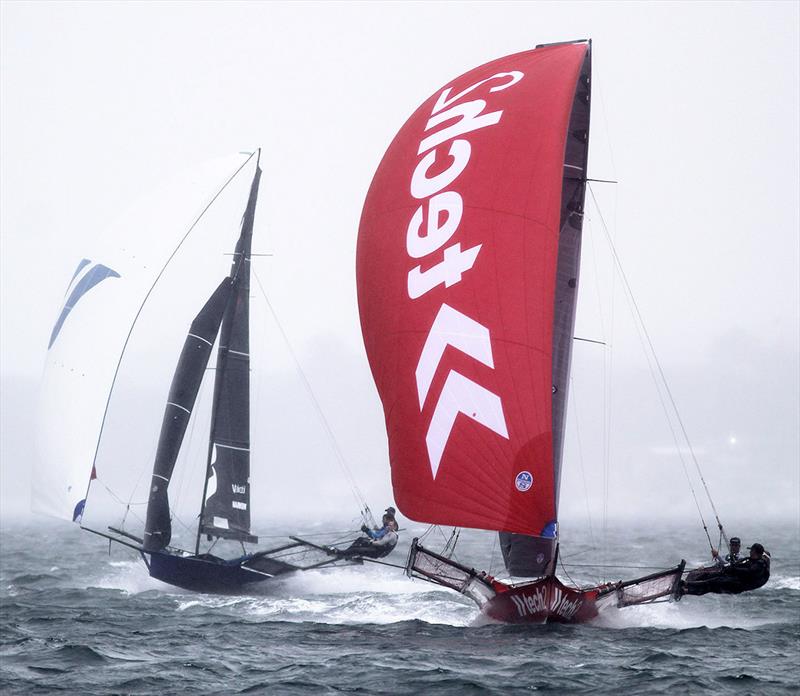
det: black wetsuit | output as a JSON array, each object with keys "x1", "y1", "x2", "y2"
[
  {"x1": 336, "y1": 532, "x2": 398, "y2": 559},
  {"x1": 683, "y1": 556, "x2": 770, "y2": 596}
]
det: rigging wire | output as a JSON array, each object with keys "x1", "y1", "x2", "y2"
[
  {"x1": 250, "y1": 267, "x2": 375, "y2": 528},
  {"x1": 441, "y1": 528, "x2": 460, "y2": 558},
  {"x1": 558, "y1": 563, "x2": 579, "y2": 588},
  {"x1": 418, "y1": 525, "x2": 436, "y2": 543},
  {"x1": 585, "y1": 210, "x2": 613, "y2": 579},
  {"x1": 568, "y1": 374, "x2": 596, "y2": 549},
  {"x1": 563, "y1": 563, "x2": 675, "y2": 570},
  {"x1": 360, "y1": 557, "x2": 409, "y2": 571},
  {"x1": 587, "y1": 184, "x2": 723, "y2": 550},
  {"x1": 488, "y1": 532, "x2": 499, "y2": 576},
  {"x1": 594, "y1": 71, "x2": 620, "y2": 577}
]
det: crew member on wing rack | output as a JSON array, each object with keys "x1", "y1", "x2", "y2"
[
  {"x1": 682, "y1": 542, "x2": 770, "y2": 596},
  {"x1": 360, "y1": 507, "x2": 399, "y2": 556},
  {"x1": 361, "y1": 507, "x2": 398, "y2": 540},
  {"x1": 711, "y1": 536, "x2": 743, "y2": 567},
  {"x1": 334, "y1": 507, "x2": 399, "y2": 559}
]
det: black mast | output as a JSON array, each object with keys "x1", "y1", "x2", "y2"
[{"x1": 196, "y1": 156, "x2": 262, "y2": 552}]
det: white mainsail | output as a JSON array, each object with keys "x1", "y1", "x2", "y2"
[{"x1": 35, "y1": 153, "x2": 258, "y2": 531}]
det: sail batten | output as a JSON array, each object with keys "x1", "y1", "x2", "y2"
[{"x1": 357, "y1": 42, "x2": 591, "y2": 570}]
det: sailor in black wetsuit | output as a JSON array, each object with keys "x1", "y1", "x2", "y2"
[{"x1": 682, "y1": 543, "x2": 770, "y2": 596}]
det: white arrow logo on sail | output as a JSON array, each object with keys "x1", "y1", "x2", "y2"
[{"x1": 416, "y1": 303, "x2": 509, "y2": 477}]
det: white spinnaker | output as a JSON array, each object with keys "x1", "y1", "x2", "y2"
[{"x1": 35, "y1": 153, "x2": 257, "y2": 526}]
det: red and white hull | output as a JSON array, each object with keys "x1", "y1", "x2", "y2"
[
  {"x1": 407, "y1": 541, "x2": 685, "y2": 623},
  {"x1": 482, "y1": 575, "x2": 600, "y2": 624}
]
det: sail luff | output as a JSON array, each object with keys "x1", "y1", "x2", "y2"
[{"x1": 199, "y1": 164, "x2": 262, "y2": 544}]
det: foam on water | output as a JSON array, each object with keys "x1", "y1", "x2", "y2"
[
  {"x1": 594, "y1": 590, "x2": 788, "y2": 631},
  {"x1": 772, "y1": 575, "x2": 800, "y2": 591},
  {"x1": 82, "y1": 551, "x2": 477, "y2": 626},
  {"x1": 170, "y1": 564, "x2": 479, "y2": 626},
  {"x1": 81, "y1": 552, "x2": 800, "y2": 631},
  {"x1": 4, "y1": 522, "x2": 799, "y2": 695},
  {"x1": 89, "y1": 558, "x2": 152, "y2": 593}
]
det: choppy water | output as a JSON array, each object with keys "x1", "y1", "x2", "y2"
[{"x1": 2, "y1": 519, "x2": 798, "y2": 694}]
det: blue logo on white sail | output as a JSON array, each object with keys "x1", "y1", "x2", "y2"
[
  {"x1": 515, "y1": 470, "x2": 533, "y2": 492},
  {"x1": 48, "y1": 259, "x2": 120, "y2": 349},
  {"x1": 72, "y1": 498, "x2": 86, "y2": 522}
]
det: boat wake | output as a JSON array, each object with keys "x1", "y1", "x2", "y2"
[
  {"x1": 88, "y1": 557, "x2": 478, "y2": 626},
  {"x1": 593, "y1": 594, "x2": 786, "y2": 631},
  {"x1": 772, "y1": 575, "x2": 800, "y2": 591},
  {"x1": 84, "y1": 554, "x2": 799, "y2": 631}
]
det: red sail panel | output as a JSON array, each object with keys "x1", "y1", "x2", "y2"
[{"x1": 357, "y1": 43, "x2": 588, "y2": 536}]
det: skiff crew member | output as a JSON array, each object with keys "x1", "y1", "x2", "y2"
[
  {"x1": 712, "y1": 536, "x2": 743, "y2": 567},
  {"x1": 682, "y1": 542, "x2": 770, "y2": 596},
  {"x1": 333, "y1": 507, "x2": 400, "y2": 559},
  {"x1": 360, "y1": 507, "x2": 399, "y2": 556},
  {"x1": 361, "y1": 507, "x2": 398, "y2": 540}
]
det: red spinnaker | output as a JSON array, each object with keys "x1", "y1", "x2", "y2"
[{"x1": 357, "y1": 44, "x2": 589, "y2": 536}]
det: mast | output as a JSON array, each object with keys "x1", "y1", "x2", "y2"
[
  {"x1": 500, "y1": 40, "x2": 592, "y2": 577},
  {"x1": 196, "y1": 156, "x2": 262, "y2": 551}
]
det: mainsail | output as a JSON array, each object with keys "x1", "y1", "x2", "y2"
[
  {"x1": 199, "y1": 165, "x2": 261, "y2": 544},
  {"x1": 356, "y1": 42, "x2": 591, "y2": 576}
]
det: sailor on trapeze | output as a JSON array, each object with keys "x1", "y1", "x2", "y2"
[{"x1": 681, "y1": 542, "x2": 770, "y2": 596}]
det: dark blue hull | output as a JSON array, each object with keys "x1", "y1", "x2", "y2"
[{"x1": 147, "y1": 551, "x2": 299, "y2": 594}]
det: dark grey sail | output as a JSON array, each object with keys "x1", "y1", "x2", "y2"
[
  {"x1": 143, "y1": 279, "x2": 232, "y2": 552},
  {"x1": 199, "y1": 165, "x2": 261, "y2": 544},
  {"x1": 500, "y1": 42, "x2": 592, "y2": 577}
]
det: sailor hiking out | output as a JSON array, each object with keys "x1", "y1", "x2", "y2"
[
  {"x1": 682, "y1": 543, "x2": 770, "y2": 596},
  {"x1": 333, "y1": 507, "x2": 399, "y2": 560}
]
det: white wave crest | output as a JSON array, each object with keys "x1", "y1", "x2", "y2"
[
  {"x1": 85, "y1": 554, "x2": 475, "y2": 626},
  {"x1": 90, "y1": 558, "x2": 164, "y2": 595},
  {"x1": 772, "y1": 576, "x2": 800, "y2": 591},
  {"x1": 593, "y1": 594, "x2": 781, "y2": 630},
  {"x1": 167, "y1": 564, "x2": 476, "y2": 626}
]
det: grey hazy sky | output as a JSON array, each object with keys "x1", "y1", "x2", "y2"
[{"x1": 1, "y1": 2, "x2": 798, "y2": 532}]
